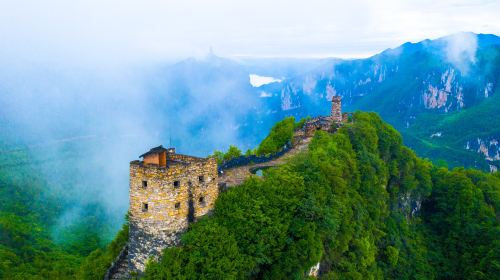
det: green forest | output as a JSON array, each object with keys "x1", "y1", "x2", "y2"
[
  {"x1": 0, "y1": 154, "x2": 129, "y2": 279},
  {"x1": 1, "y1": 112, "x2": 499, "y2": 279}
]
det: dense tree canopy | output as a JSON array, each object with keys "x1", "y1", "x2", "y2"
[
  {"x1": 0, "y1": 157, "x2": 127, "y2": 279},
  {"x1": 1, "y1": 112, "x2": 498, "y2": 279},
  {"x1": 256, "y1": 116, "x2": 296, "y2": 155},
  {"x1": 144, "y1": 112, "x2": 500, "y2": 280}
]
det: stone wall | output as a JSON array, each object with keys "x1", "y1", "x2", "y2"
[
  {"x1": 128, "y1": 157, "x2": 218, "y2": 273},
  {"x1": 104, "y1": 245, "x2": 130, "y2": 280},
  {"x1": 331, "y1": 96, "x2": 342, "y2": 123}
]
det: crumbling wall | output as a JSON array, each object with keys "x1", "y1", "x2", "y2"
[{"x1": 295, "y1": 117, "x2": 334, "y2": 139}]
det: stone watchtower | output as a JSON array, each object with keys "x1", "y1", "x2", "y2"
[
  {"x1": 331, "y1": 96, "x2": 342, "y2": 123},
  {"x1": 128, "y1": 145, "x2": 218, "y2": 273}
]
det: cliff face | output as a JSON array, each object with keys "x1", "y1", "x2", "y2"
[
  {"x1": 422, "y1": 68, "x2": 464, "y2": 111},
  {"x1": 469, "y1": 137, "x2": 500, "y2": 161},
  {"x1": 466, "y1": 137, "x2": 500, "y2": 172}
]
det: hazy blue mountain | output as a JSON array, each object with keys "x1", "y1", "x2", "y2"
[
  {"x1": 146, "y1": 54, "x2": 335, "y2": 154},
  {"x1": 235, "y1": 57, "x2": 336, "y2": 79},
  {"x1": 145, "y1": 53, "x2": 266, "y2": 154},
  {"x1": 139, "y1": 33, "x2": 499, "y2": 170}
]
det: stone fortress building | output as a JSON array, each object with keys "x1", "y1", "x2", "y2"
[
  {"x1": 128, "y1": 146, "x2": 218, "y2": 272},
  {"x1": 331, "y1": 96, "x2": 342, "y2": 123},
  {"x1": 121, "y1": 96, "x2": 344, "y2": 276}
]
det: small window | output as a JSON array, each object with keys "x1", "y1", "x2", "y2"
[
  {"x1": 198, "y1": 196, "x2": 206, "y2": 207},
  {"x1": 198, "y1": 175, "x2": 204, "y2": 183},
  {"x1": 142, "y1": 180, "x2": 147, "y2": 189},
  {"x1": 175, "y1": 202, "x2": 180, "y2": 209},
  {"x1": 173, "y1": 180, "x2": 180, "y2": 188},
  {"x1": 142, "y1": 203, "x2": 148, "y2": 212}
]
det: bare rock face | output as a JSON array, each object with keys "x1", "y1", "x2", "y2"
[
  {"x1": 422, "y1": 68, "x2": 462, "y2": 111},
  {"x1": 280, "y1": 84, "x2": 300, "y2": 111},
  {"x1": 398, "y1": 191, "x2": 423, "y2": 220},
  {"x1": 465, "y1": 137, "x2": 500, "y2": 172},
  {"x1": 490, "y1": 165, "x2": 498, "y2": 173},
  {"x1": 423, "y1": 84, "x2": 449, "y2": 109},
  {"x1": 308, "y1": 262, "x2": 321, "y2": 278},
  {"x1": 484, "y1": 82, "x2": 494, "y2": 98}
]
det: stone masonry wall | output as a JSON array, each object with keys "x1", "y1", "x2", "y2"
[
  {"x1": 128, "y1": 157, "x2": 218, "y2": 273},
  {"x1": 331, "y1": 96, "x2": 342, "y2": 123}
]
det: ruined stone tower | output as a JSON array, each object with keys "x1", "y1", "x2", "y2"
[
  {"x1": 128, "y1": 145, "x2": 218, "y2": 273},
  {"x1": 331, "y1": 96, "x2": 342, "y2": 123}
]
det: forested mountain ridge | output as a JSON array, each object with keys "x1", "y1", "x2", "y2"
[
  {"x1": 142, "y1": 112, "x2": 500, "y2": 280},
  {"x1": 1, "y1": 112, "x2": 499, "y2": 279}
]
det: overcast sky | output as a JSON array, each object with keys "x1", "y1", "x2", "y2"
[{"x1": 0, "y1": 0, "x2": 499, "y2": 64}]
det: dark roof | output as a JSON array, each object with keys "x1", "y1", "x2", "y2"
[{"x1": 140, "y1": 145, "x2": 167, "y2": 158}]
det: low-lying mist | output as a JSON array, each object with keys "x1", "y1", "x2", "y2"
[{"x1": 0, "y1": 56, "x2": 266, "y2": 242}]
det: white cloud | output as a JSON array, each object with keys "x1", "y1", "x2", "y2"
[
  {"x1": 443, "y1": 32, "x2": 478, "y2": 74},
  {"x1": 0, "y1": 0, "x2": 498, "y2": 62}
]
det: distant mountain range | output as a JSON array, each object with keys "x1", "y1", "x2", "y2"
[
  {"x1": 158, "y1": 32, "x2": 499, "y2": 171},
  {"x1": 2, "y1": 33, "x2": 497, "y2": 170},
  {"x1": 251, "y1": 32, "x2": 500, "y2": 171}
]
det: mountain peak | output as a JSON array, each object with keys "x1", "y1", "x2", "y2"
[{"x1": 207, "y1": 46, "x2": 216, "y2": 60}]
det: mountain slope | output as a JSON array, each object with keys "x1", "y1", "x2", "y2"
[
  {"x1": 143, "y1": 112, "x2": 500, "y2": 280},
  {"x1": 403, "y1": 87, "x2": 500, "y2": 171},
  {"x1": 256, "y1": 32, "x2": 500, "y2": 170}
]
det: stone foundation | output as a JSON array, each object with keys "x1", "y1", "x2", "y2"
[{"x1": 128, "y1": 222, "x2": 184, "y2": 272}]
